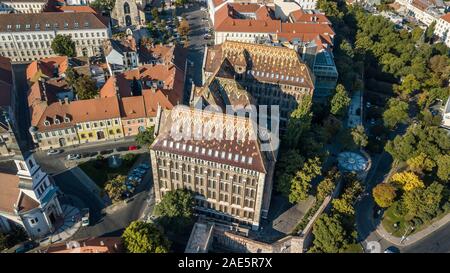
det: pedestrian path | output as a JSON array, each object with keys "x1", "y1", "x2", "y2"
[{"x1": 376, "y1": 213, "x2": 450, "y2": 246}]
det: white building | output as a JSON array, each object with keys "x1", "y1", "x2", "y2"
[
  {"x1": 442, "y1": 96, "x2": 450, "y2": 129},
  {"x1": 103, "y1": 36, "x2": 139, "y2": 74},
  {"x1": 395, "y1": 0, "x2": 446, "y2": 26},
  {"x1": 434, "y1": 13, "x2": 450, "y2": 47},
  {"x1": 0, "y1": 0, "x2": 47, "y2": 14},
  {"x1": 0, "y1": 12, "x2": 111, "y2": 62},
  {"x1": 0, "y1": 153, "x2": 64, "y2": 239},
  {"x1": 65, "y1": 0, "x2": 92, "y2": 5},
  {"x1": 294, "y1": 0, "x2": 317, "y2": 10}
]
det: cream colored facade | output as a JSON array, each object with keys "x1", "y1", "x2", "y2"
[
  {"x1": 0, "y1": 0, "x2": 46, "y2": 14},
  {"x1": 435, "y1": 16, "x2": 450, "y2": 47},
  {"x1": 76, "y1": 118, "x2": 124, "y2": 144}
]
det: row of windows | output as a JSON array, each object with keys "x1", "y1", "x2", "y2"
[
  {"x1": 77, "y1": 119, "x2": 120, "y2": 130},
  {"x1": 155, "y1": 151, "x2": 259, "y2": 176}
]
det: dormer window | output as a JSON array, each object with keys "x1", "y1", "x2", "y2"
[
  {"x1": 54, "y1": 118, "x2": 60, "y2": 125},
  {"x1": 44, "y1": 120, "x2": 50, "y2": 126},
  {"x1": 84, "y1": 22, "x2": 89, "y2": 28},
  {"x1": 74, "y1": 22, "x2": 79, "y2": 29},
  {"x1": 64, "y1": 116, "x2": 70, "y2": 123}
]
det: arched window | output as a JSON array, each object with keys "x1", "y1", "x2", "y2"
[{"x1": 123, "y1": 2, "x2": 130, "y2": 14}]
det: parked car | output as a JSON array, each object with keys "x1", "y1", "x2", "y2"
[
  {"x1": 100, "y1": 149, "x2": 113, "y2": 155},
  {"x1": 47, "y1": 149, "x2": 62, "y2": 155},
  {"x1": 203, "y1": 34, "x2": 211, "y2": 39},
  {"x1": 138, "y1": 163, "x2": 150, "y2": 170},
  {"x1": 384, "y1": 246, "x2": 400, "y2": 253},
  {"x1": 14, "y1": 241, "x2": 38, "y2": 253},
  {"x1": 82, "y1": 152, "x2": 98, "y2": 158},
  {"x1": 128, "y1": 145, "x2": 138, "y2": 151},
  {"x1": 81, "y1": 208, "x2": 90, "y2": 227},
  {"x1": 66, "y1": 154, "x2": 81, "y2": 160},
  {"x1": 116, "y1": 146, "x2": 129, "y2": 152}
]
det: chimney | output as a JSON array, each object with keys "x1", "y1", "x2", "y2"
[{"x1": 64, "y1": 97, "x2": 69, "y2": 104}]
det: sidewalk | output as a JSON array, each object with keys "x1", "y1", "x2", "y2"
[{"x1": 376, "y1": 213, "x2": 450, "y2": 246}]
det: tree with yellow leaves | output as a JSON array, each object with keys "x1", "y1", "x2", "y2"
[
  {"x1": 406, "y1": 153, "x2": 435, "y2": 173},
  {"x1": 391, "y1": 171, "x2": 425, "y2": 191}
]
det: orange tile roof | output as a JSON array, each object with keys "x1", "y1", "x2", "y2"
[
  {"x1": 57, "y1": 5, "x2": 97, "y2": 13},
  {"x1": 120, "y1": 96, "x2": 146, "y2": 120},
  {"x1": 143, "y1": 90, "x2": 174, "y2": 117},
  {"x1": 213, "y1": 4, "x2": 334, "y2": 48},
  {"x1": 26, "y1": 56, "x2": 69, "y2": 82},
  {"x1": 34, "y1": 96, "x2": 121, "y2": 131},
  {"x1": 0, "y1": 172, "x2": 20, "y2": 214},
  {"x1": 289, "y1": 10, "x2": 331, "y2": 24},
  {"x1": 441, "y1": 13, "x2": 450, "y2": 23},
  {"x1": 40, "y1": 237, "x2": 123, "y2": 253},
  {"x1": 100, "y1": 76, "x2": 119, "y2": 98}
]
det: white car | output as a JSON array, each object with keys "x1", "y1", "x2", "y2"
[
  {"x1": 66, "y1": 154, "x2": 81, "y2": 160},
  {"x1": 46, "y1": 149, "x2": 61, "y2": 156}
]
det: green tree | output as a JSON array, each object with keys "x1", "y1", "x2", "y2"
[
  {"x1": 316, "y1": 176, "x2": 336, "y2": 201},
  {"x1": 372, "y1": 183, "x2": 397, "y2": 208},
  {"x1": 402, "y1": 182, "x2": 444, "y2": 221},
  {"x1": 135, "y1": 126, "x2": 155, "y2": 146},
  {"x1": 284, "y1": 96, "x2": 312, "y2": 148},
  {"x1": 424, "y1": 21, "x2": 436, "y2": 42},
  {"x1": 351, "y1": 125, "x2": 368, "y2": 148},
  {"x1": 394, "y1": 74, "x2": 421, "y2": 99},
  {"x1": 73, "y1": 75, "x2": 98, "y2": 100},
  {"x1": 383, "y1": 98, "x2": 409, "y2": 129},
  {"x1": 51, "y1": 35, "x2": 76, "y2": 57},
  {"x1": 90, "y1": 0, "x2": 115, "y2": 11},
  {"x1": 151, "y1": 7, "x2": 159, "y2": 21},
  {"x1": 288, "y1": 157, "x2": 322, "y2": 203},
  {"x1": 178, "y1": 18, "x2": 190, "y2": 38},
  {"x1": 104, "y1": 175, "x2": 127, "y2": 202},
  {"x1": 406, "y1": 152, "x2": 435, "y2": 173},
  {"x1": 122, "y1": 221, "x2": 170, "y2": 253},
  {"x1": 436, "y1": 154, "x2": 450, "y2": 182},
  {"x1": 154, "y1": 189, "x2": 195, "y2": 232},
  {"x1": 64, "y1": 66, "x2": 77, "y2": 88},
  {"x1": 332, "y1": 180, "x2": 363, "y2": 216},
  {"x1": 330, "y1": 84, "x2": 351, "y2": 117},
  {"x1": 310, "y1": 214, "x2": 349, "y2": 253}
]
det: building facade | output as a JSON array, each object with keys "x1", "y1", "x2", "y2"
[
  {"x1": 434, "y1": 13, "x2": 450, "y2": 47},
  {"x1": 0, "y1": 0, "x2": 47, "y2": 14},
  {"x1": 150, "y1": 106, "x2": 275, "y2": 230},
  {"x1": 0, "y1": 153, "x2": 63, "y2": 239},
  {"x1": 111, "y1": 0, "x2": 146, "y2": 27},
  {"x1": 0, "y1": 12, "x2": 111, "y2": 62}
]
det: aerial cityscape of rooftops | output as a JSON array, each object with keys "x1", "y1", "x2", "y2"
[{"x1": 0, "y1": 0, "x2": 449, "y2": 256}]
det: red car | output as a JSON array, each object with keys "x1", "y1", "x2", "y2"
[{"x1": 128, "y1": 145, "x2": 138, "y2": 151}]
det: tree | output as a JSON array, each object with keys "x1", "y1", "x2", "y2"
[
  {"x1": 154, "y1": 189, "x2": 195, "y2": 232},
  {"x1": 64, "y1": 66, "x2": 77, "y2": 88},
  {"x1": 122, "y1": 221, "x2": 170, "y2": 253},
  {"x1": 351, "y1": 125, "x2": 368, "y2": 148},
  {"x1": 436, "y1": 154, "x2": 450, "y2": 182},
  {"x1": 73, "y1": 75, "x2": 98, "y2": 100},
  {"x1": 311, "y1": 214, "x2": 349, "y2": 253},
  {"x1": 402, "y1": 182, "x2": 444, "y2": 221},
  {"x1": 332, "y1": 179, "x2": 363, "y2": 216},
  {"x1": 104, "y1": 175, "x2": 127, "y2": 202},
  {"x1": 372, "y1": 183, "x2": 397, "y2": 208},
  {"x1": 316, "y1": 176, "x2": 336, "y2": 201},
  {"x1": 151, "y1": 8, "x2": 159, "y2": 21},
  {"x1": 178, "y1": 19, "x2": 190, "y2": 38},
  {"x1": 391, "y1": 171, "x2": 425, "y2": 191},
  {"x1": 394, "y1": 74, "x2": 421, "y2": 99},
  {"x1": 51, "y1": 35, "x2": 76, "y2": 57},
  {"x1": 383, "y1": 98, "x2": 409, "y2": 129},
  {"x1": 288, "y1": 157, "x2": 322, "y2": 203},
  {"x1": 135, "y1": 126, "x2": 155, "y2": 146},
  {"x1": 90, "y1": 0, "x2": 115, "y2": 11},
  {"x1": 424, "y1": 21, "x2": 436, "y2": 42},
  {"x1": 284, "y1": 96, "x2": 312, "y2": 148},
  {"x1": 406, "y1": 153, "x2": 435, "y2": 173},
  {"x1": 330, "y1": 84, "x2": 351, "y2": 117}
]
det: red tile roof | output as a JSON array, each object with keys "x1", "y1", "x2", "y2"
[
  {"x1": 441, "y1": 13, "x2": 450, "y2": 23},
  {"x1": 119, "y1": 96, "x2": 146, "y2": 120},
  {"x1": 26, "y1": 56, "x2": 69, "y2": 82},
  {"x1": 289, "y1": 10, "x2": 331, "y2": 24}
]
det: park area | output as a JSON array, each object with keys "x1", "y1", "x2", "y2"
[{"x1": 79, "y1": 154, "x2": 139, "y2": 189}]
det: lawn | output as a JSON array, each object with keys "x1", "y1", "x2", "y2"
[
  {"x1": 381, "y1": 205, "x2": 409, "y2": 237},
  {"x1": 342, "y1": 243, "x2": 364, "y2": 253},
  {"x1": 79, "y1": 154, "x2": 139, "y2": 189}
]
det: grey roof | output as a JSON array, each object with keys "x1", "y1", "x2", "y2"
[{"x1": 0, "y1": 12, "x2": 108, "y2": 32}]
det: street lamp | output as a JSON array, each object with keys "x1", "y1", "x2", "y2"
[{"x1": 400, "y1": 225, "x2": 414, "y2": 244}]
